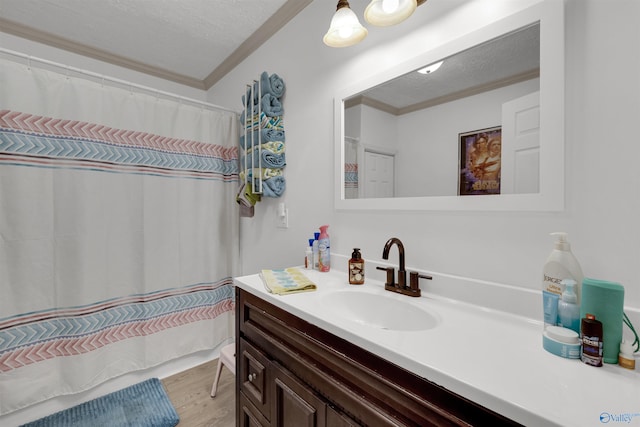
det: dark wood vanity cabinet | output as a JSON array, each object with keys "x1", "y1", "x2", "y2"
[{"x1": 236, "y1": 287, "x2": 521, "y2": 427}]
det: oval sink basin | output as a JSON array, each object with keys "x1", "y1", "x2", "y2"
[{"x1": 321, "y1": 290, "x2": 439, "y2": 331}]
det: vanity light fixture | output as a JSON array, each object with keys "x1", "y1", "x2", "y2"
[
  {"x1": 417, "y1": 60, "x2": 443, "y2": 74},
  {"x1": 324, "y1": 0, "x2": 427, "y2": 48},
  {"x1": 323, "y1": 0, "x2": 368, "y2": 48},
  {"x1": 364, "y1": 0, "x2": 418, "y2": 27}
]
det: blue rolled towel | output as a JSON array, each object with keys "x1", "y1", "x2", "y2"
[
  {"x1": 262, "y1": 175, "x2": 286, "y2": 197},
  {"x1": 261, "y1": 71, "x2": 285, "y2": 98},
  {"x1": 240, "y1": 150, "x2": 286, "y2": 169},
  {"x1": 240, "y1": 72, "x2": 285, "y2": 107},
  {"x1": 240, "y1": 129, "x2": 285, "y2": 149},
  {"x1": 261, "y1": 93, "x2": 284, "y2": 117}
]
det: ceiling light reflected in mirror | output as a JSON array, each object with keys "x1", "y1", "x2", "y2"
[{"x1": 417, "y1": 60, "x2": 443, "y2": 74}]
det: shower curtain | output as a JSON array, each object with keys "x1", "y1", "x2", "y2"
[{"x1": 0, "y1": 58, "x2": 239, "y2": 414}]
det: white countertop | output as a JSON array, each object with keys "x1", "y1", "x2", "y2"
[{"x1": 234, "y1": 268, "x2": 640, "y2": 427}]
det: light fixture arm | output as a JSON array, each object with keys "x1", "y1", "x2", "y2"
[{"x1": 336, "y1": 0, "x2": 351, "y2": 10}]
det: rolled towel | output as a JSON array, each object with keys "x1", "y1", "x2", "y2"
[
  {"x1": 260, "y1": 113, "x2": 283, "y2": 130},
  {"x1": 240, "y1": 72, "x2": 285, "y2": 107},
  {"x1": 241, "y1": 112, "x2": 284, "y2": 130},
  {"x1": 261, "y1": 93, "x2": 284, "y2": 117},
  {"x1": 262, "y1": 175, "x2": 286, "y2": 198},
  {"x1": 240, "y1": 149, "x2": 286, "y2": 169},
  {"x1": 248, "y1": 141, "x2": 285, "y2": 155},
  {"x1": 239, "y1": 167, "x2": 283, "y2": 182},
  {"x1": 239, "y1": 129, "x2": 285, "y2": 149},
  {"x1": 261, "y1": 71, "x2": 286, "y2": 98}
]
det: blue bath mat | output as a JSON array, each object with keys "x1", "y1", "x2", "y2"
[{"x1": 21, "y1": 378, "x2": 179, "y2": 427}]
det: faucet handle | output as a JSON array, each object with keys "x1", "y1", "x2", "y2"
[
  {"x1": 409, "y1": 271, "x2": 432, "y2": 291},
  {"x1": 376, "y1": 266, "x2": 395, "y2": 287}
]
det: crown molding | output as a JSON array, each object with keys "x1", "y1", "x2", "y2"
[
  {"x1": 0, "y1": 0, "x2": 313, "y2": 92},
  {"x1": 0, "y1": 17, "x2": 205, "y2": 90},
  {"x1": 345, "y1": 69, "x2": 540, "y2": 116},
  {"x1": 202, "y1": 0, "x2": 313, "y2": 90}
]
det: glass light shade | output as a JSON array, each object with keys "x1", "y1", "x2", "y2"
[
  {"x1": 323, "y1": 6, "x2": 368, "y2": 47},
  {"x1": 364, "y1": 0, "x2": 417, "y2": 26}
]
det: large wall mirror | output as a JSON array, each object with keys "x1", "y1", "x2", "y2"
[{"x1": 334, "y1": 1, "x2": 564, "y2": 211}]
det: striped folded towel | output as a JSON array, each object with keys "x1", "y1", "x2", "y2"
[{"x1": 260, "y1": 268, "x2": 317, "y2": 295}]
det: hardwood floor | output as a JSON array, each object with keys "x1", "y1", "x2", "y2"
[{"x1": 162, "y1": 358, "x2": 236, "y2": 427}]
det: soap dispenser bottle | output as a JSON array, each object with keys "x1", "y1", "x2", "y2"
[
  {"x1": 349, "y1": 248, "x2": 364, "y2": 285},
  {"x1": 557, "y1": 279, "x2": 580, "y2": 333}
]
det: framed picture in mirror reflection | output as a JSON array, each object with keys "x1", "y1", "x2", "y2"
[{"x1": 458, "y1": 126, "x2": 502, "y2": 196}]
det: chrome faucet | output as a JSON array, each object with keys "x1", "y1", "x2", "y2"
[{"x1": 377, "y1": 237, "x2": 431, "y2": 297}]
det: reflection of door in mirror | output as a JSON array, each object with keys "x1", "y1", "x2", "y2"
[
  {"x1": 345, "y1": 102, "x2": 398, "y2": 198},
  {"x1": 501, "y1": 91, "x2": 540, "y2": 194},
  {"x1": 363, "y1": 151, "x2": 395, "y2": 198}
]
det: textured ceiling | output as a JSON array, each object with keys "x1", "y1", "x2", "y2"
[
  {"x1": 0, "y1": 0, "x2": 309, "y2": 89},
  {"x1": 358, "y1": 23, "x2": 540, "y2": 113}
]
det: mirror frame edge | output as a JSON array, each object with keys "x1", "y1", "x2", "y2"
[{"x1": 334, "y1": 0, "x2": 565, "y2": 212}]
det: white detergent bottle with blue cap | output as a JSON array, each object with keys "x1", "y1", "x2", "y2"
[{"x1": 542, "y1": 232, "x2": 583, "y2": 330}]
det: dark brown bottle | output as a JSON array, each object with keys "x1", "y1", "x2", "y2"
[
  {"x1": 349, "y1": 248, "x2": 365, "y2": 285},
  {"x1": 581, "y1": 314, "x2": 603, "y2": 367}
]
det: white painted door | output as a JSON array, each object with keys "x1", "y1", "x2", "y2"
[
  {"x1": 363, "y1": 151, "x2": 394, "y2": 198},
  {"x1": 501, "y1": 91, "x2": 540, "y2": 194}
]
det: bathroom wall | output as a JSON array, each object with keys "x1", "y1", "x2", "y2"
[
  {"x1": 207, "y1": 0, "x2": 640, "y2": 313},
  {"x1": 2, "y1": 0, "x2": 637, "y2": 315}
]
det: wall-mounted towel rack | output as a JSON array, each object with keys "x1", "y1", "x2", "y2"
[{"x1": 237, "y1": 72, "x2": 287, "y2": 216}]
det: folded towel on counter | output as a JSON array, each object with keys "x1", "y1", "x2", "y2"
[
  {"x1": 240, "y1": 130, "x2": 285, "y2": 149},
  {"x1": 240, "y1": 149, "x2": 286, "y2": 169},
  {"x1": 239, "y1": 167, "x2": 283, "y2": 182},
  {"x1": 261, "y1": 71, "x2": 286, "y2": 99},
  {"x1": 262, "y1": 175, "x2": 286, "y2": 198},
  {"x1": 261, "y1": 93, "x2": 284, "y2": 117},
  {"x1": 260, "y1": 268, "x2": 316, "y2": 295}
]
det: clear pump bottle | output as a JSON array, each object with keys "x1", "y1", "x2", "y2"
[{"x1": 558, "y1": 279, "x2": 580, "y2": 333}]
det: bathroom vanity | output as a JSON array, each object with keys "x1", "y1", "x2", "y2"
[
  {"x1": 236, "y1": 286, "x2": 516, "y2": 426},
  {"x1": 234, "y1": 268, "x2": 639, "y2": 427}
]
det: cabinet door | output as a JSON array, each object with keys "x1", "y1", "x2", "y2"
[
  {"x1": 327, "y1": 405, "x2": 361, "y2": 427},
  {"x1": 240, "y1": 339, "x2": 271, "y2": 420},
  {"x1": 272, "y1": 363, "x2": 327, "y2": 427},
  {"x1": 239, "y1": 392, "x2": 270, "y2": 427}
]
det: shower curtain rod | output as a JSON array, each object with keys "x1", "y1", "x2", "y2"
[{"x1": 0, "y1": 48, "x2": 239, "y2": 115}]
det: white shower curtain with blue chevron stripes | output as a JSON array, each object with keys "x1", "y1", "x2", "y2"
[{"x1": 0, "y1": 58, "x2": 239, "y2": 414}]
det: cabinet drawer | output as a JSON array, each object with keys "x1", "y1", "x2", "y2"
[{"x1": 239, "y1": 338, "x2": 271, "y2": 420}]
